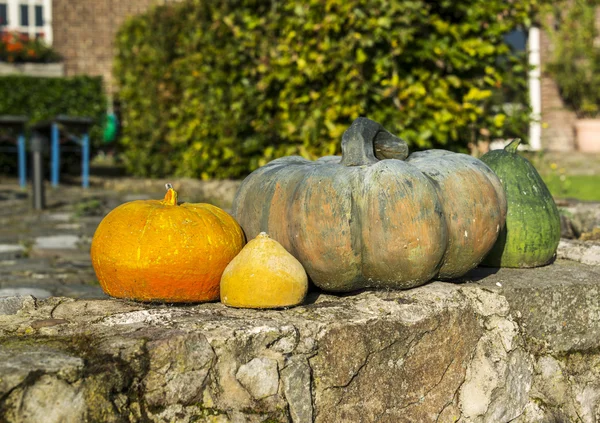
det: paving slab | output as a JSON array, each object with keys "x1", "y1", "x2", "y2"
[
  {"x1": 0, "y1": 244, "x2": 25, "y2": 259},
  {"x1": 0, "y1": 287, "x2": 53, "y2": 298},
  {"x1": 43, "y1": 213, "x2": 72, "y2": 222},
  {"x1": 33, "y1": 235, "x2": 80, "y2": 250}
]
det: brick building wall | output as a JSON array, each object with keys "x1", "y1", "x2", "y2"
[{"x1": 51, "y1": 0, "x2": 177, "y2": 92}]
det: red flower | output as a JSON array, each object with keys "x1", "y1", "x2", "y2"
[
  {"x1": 6, "y1": 42, "x2": 23, "y2": 52},
  {"x1": 1, "y1": 30, "x2": 58, "y2": 63}
]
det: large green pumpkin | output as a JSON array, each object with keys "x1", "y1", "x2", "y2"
[
  {"x1": 480, "y1": 139, "x2": 561, "y2": 268},
  {"x1": 232, "y1": 118, "x2": 507, "y2": 292}
]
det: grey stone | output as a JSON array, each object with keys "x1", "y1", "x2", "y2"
[
  {"x1": 486, "y1": 349, "x2": 534, "y2": 422},
  {"x1": 51, "y1": 299, "x2": 143, "y2": 320},
  {"x1": 0, "y1": 287, "x2": 52, "y2": 298},
  {"x1": 34, "y1": 235, "x2": 80, "y2": 250},
  {"x1": 527, "y1": 350, "x2": 600, "y2": 422},
  {"x1": 0, "y1": 62, "x2": 65, "y2": 77},
  {"x1": 557, "y1": 239, "x2": 600, "y2": 265},
  {"x1": 144, "y1": 332, "x2": 215, "y2": 406},
  {"x1": 56, "y1": 285, "x2": 107, "y2": 300},
  {"x1": 0, "y1": 345, "x2": 84, "y2": 397},
  {"x1": 236, "y1": 357, "x2": 280, "y2": 400},
  {"x1": 55, "y1": 223, "x2": 81, "y2": 230},
  {"x1": 4, "y1": 375, "x2": 85, "y2": 423},
  {"x1": 560, "y1": 213, "x2": 577, "y2": 239},
  {"x1": 0, "y1": 260, "x2": 598, "y2": 422},
  {"x1": 0, "y1": 295, "x2": 33, "y2": 315},
  {"x1": 462, "y1": 260, "x2": 600, "y2": 353},
  {"x1": 562, "y1": 203, "x2": 600, "y2": 236},
  {"x1": 44, "y1": 212, "x2": 72, "y2": 222},
  {"x1": 281, "y1": 357, "x2": 313, "y2": 423},
  {"x1": 0, "y1": 257, "x2": 52, "y2": 272},
  {"x1": 533, "y1": 356, "x2": 569, "y2": 407},
  {"x1": 0, "y1": 244, "x2": 25, "y2": 259}
]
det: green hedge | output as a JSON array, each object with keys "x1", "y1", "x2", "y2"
[
  {"x1": 115, "y1": 0, "x2": 536, "y2": 179},
  {"x1": 0, "y1": 75, "x2": 105, "y2": 174},
  {"x1": 0, "y1": 75, "x2": 105, "y2": 130}
]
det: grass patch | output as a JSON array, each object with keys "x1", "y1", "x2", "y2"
[
  {"x1": 73, "y1": 198, "x2": 104, "y2": 217},
  {"x1": 541, "y1": 174, "x2": 600, "y2": 201}
]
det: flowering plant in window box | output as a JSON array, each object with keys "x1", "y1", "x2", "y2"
[{"x1": 0, "y1": 31, "x2": 61, "y2": 63}]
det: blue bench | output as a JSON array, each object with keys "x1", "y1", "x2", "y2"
[
  {"x1": 0, "y1": 115, "x2": 28, "y2": 189},
  {"x1": 31, "y1": 115, "x2": 94, "y2": 188}
]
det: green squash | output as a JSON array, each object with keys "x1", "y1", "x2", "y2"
[{"x1": 480, "y1": 139, "x2": 561, "y2": 268}]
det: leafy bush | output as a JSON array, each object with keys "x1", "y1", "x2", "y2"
[
  {"x1": 0, "y1": 31, "x2": 61, "y2": 63},
  {"x1": 115, "y1": 0, "x2": 537, "y2": 179},
  {"x1": 0, "y1": 75, "x2": 106, "y2": 142},
  {"x1": 544, "y1": 0, "x2": 600, "y2": 118}
]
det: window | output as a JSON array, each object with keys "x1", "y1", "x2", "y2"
[
  {"x1": 0, "y1": 0, "x2": 52, "y2": 44},
  {"x1": 504, "y1": 29, "x2": 528, "y2": 53},
  {"x1": 19, "y1": 4, "x2": 27, "y2": 26},
  {"x1": 34, "y1": 4, "x2": 41, "y2": 26},
  {"x1": 0, "y1": 4, "x2": 7, "y2": 26}
]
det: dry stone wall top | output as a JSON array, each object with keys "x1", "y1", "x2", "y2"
[{"x1": 1, "y1": 260, "x2": 600, "y2": 423}]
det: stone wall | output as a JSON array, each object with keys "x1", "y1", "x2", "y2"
[
  {"x1": 51, "y1": 0, "x2": 179, "y2": 92},
  {"x1": 2, "y1": 259, "x2": 600, "y2": 422},
  {"x1": 0, "y1": 63, "x2": 64, "y2": 77}
]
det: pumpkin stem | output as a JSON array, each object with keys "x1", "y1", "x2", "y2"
[
  {"x1": 342, "y1": 117, "x2": 407, "y2": 166},
  {"x1": 373, "y1": 130, "x2": 409, "y2": 161},
  {"x1": 163, "y1": 183, "x2": 178, "y2": 206},
  {"x1": 504, "y1": 139, "x2": 521, "y2": 154}
]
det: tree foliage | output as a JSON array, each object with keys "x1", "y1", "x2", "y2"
[
  {"x1": 544, "y1": 0, "x2": 600, "y2": 118},
  {"x1": 115, "y1": 0, "x2": 537, "y2": 179}
]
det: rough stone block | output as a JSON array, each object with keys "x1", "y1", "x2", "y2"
[
  {"x1": 0, "y1": 260, "x2": 599, "y2": 422},
  {"x1": 0, "y1": 295, "x2": 33, "y2": 315},
  {"x1": 236, "y1": 357, "x2": 279, "y2": 400}
]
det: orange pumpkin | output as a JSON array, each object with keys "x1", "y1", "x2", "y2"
[{"x1": 91, "y1": 185, "x2": 245, "y2": 302}]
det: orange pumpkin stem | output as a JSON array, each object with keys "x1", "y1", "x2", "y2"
[{"x1": 163, "y1": 183, "x2": 178, "y2": 206}]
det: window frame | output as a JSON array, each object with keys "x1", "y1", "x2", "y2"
[{"x1": 0, "y1": 0, "x2": 52, "y2": 44}]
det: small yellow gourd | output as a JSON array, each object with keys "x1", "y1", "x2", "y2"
[{"x1": 220, "y1": 232, "x2": 308, "y2": 308}]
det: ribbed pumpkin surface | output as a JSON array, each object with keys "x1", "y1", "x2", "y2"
[
  {"x1": 232, "y1": 118, "x2": 507, "y2": 292},
  {"x1": 91, "y1": 188, "x2": 245, "y2": 302}
]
